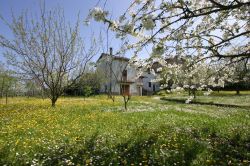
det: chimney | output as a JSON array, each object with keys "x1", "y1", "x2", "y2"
[{"x1": 109, "y1": 47, "x2": 113, "y2": 56}]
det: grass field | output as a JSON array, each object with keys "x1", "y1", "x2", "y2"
[{"x1": 0, "y1": 92, "x2": 250, "y2": 165}]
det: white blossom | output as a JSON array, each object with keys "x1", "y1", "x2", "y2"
[
  {"x1": 152, "y1": 42, "x2": 165, "y2": 56},
  {"x1": 185, "y1": 96, "x2": 194, "y2": 104},
  {"x1": 142, "y1": 15, "x2": 155, "y2": 30},
  {"x1": 90, "y1": 7, "x2": 108, "y2": 22}
]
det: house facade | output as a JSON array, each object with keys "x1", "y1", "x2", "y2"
[{"x1": 96, "y1": 53, "x2": 160, "y2": 96}]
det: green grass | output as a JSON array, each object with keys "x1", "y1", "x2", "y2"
[
  {"x1": 0, "y1": 93, "x2": 250, "y2": 165},
  {"x1": 158, "y1": 90, "x2": 250, "y2": 107}
]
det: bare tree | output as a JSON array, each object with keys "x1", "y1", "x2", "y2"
[
  {"x1": 110, "y1": 49, "x2": 131, "y2": 110},
  {"x1": 0, "y1": 5, "x2": 98, "y2": 107},
  {"x1": 107, "y1": 47, "x2": 116, "y2": 102}
]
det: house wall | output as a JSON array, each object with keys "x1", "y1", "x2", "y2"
[
  {"x1": 97, "y1": 56, "x2": 129, "y2": 94},
  {"x1": 96, "y1": 56, "x2": 110, "y2": 93},
  {"x1": 126, "y1": 65, "x2": 139, "y2": 95},
  {"x1": 142, "y1": 72, "x2": 160, "y2": 94},
  {"x1": 96, "y1": 55, "x2": 160, "y2": 96}
]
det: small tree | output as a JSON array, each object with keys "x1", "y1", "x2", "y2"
[
  {"x1": 0, "y1": 69, "x2": 17, "y2": 104},
  {"x1": 83, "y1": 85, "x2": 92, "y2": 100},
  {"x1": 228, "y1": 59, "x2": 250, "y2": 95},
  {"x1": 64, "y1": 65, "x2": 102, "y2": 96},
  {"x1": 0, "y1": 5, "x2": 98, "y2": 107},
  {"x1": 23, "y1": 80, "x2": 44, "y2": 98},
  {"x1": 120, "y1": 83, "x2": 131, "y2": 110}
]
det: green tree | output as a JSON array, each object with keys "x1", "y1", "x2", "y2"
[
  {"x1": 83, "y1": 86, "x2": 92, "y2": 100},
  {"x1": 0, "y1": 69, "x2": 17, "y2": 104}
]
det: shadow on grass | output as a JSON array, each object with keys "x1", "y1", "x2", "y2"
[
  {"x1": 31, "y1": 132, "x2": 204, "y2": 166},
  {"x1": 1, "y1": 128, "x2": 249, "y2": 165},
  {"x1": 209, "y1": 133, "x2": 250, "y2": 165},
  {"x1": 160, "y1": 97, "x2": 250, "y2": 109}
]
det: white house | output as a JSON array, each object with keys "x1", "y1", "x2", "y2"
[{"x1": 96, "y1": 52, "x2": 160, "y2": 96}]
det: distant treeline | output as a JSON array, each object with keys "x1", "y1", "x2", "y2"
[{"x1": 212, "y1": 81, "x2": 250, "y2": 91}]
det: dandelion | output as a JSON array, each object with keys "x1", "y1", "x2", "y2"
[{"x1": 86, "y1": 159, "x2": 92, "y2": 164}]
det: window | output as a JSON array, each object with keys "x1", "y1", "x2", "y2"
[
  {"x1": 122, "y1": 70, "x2": 127, "y2": 77},
  {"x1": 122, "y1": 70, "x2": 127, "y2": 81},
  {"x1": 148, "y1": 82, "x2": 151, "y2": 87},
  {"x1": 139, "y1": 77, "x2": 143, "y2": 83},
  {"x1": 147, "y1": 68, "x2": 150, "y2": 74}
]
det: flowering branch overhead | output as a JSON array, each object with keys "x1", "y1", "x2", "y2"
[{"x1": 88, "y1": 0, "x2": 249, "y2": 60}]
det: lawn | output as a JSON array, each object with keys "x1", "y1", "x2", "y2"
[{"x1": 0, "y1": 92, "x2": 250, "y2": 165}]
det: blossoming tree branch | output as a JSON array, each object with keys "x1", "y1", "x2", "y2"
[
  {"x1": 88, "y1": 0, "x2": 249, "y2": 59},
  {"x1": 87, "y1": 0, "x2": 249, "y2": 101}
]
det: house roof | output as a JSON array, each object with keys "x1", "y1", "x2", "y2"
[
  {"x1": 97, "y1": 53, "x2": 129, "y2": 63},
  {"x1": 149, "y1": 56, "x2": 186, "y2": 73}
]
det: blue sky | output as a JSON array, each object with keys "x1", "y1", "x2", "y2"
[{"x1": 0, "y1": 0, "x2": 134, "y2": 63}]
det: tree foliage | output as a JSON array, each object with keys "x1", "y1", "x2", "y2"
[
  {"x1": 0, "y1": 64, "x2": 18, "y2": 104},
  {"x1": 64, "y1": 69, "x2": 102, "y2": 96}
]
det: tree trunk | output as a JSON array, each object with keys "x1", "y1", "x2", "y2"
[
  {"x1": 51, "y1": 100, "x2": 56, "y2": 107},
  {"x1": 108, "y1": 92, "x2": 115, "y2": 102},
  {"x1": 193, "y1": 90, "x2": 196, "y2": 99},
  {"x1": 124, "y1": 101, "x2": 127, "y2": 110},
  {"x1": 0, "y1": 77, "x2": 5, "y2": 98},
  {"x1": 236, "y1": 90, "x2": 240, "y2": 95},
  {"x1": 14, "y1": 83, "x2": 17, "y2": 97},
  {"x1": 111, "y1": 95, "x2": 115, "y2": 102},
  {"x1": 41, "y1": 90, "x2": 44, "y2": 100},
  {"x1": 5, "y1": 91, "x2": 8, "y2": 104},
  {"x1": 51, "y1": 97, "x2": 57, "y2": 107},
  {"x1": 123, "y1": 96, "x2": 127, "y2": 110},
  {"x1": 123, "y1": 95, "x2": 130, "y2": 110}
]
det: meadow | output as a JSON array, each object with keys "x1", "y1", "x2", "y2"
[{"x1": 0, "y1": 92, "x2": 250, "y2": 165}]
